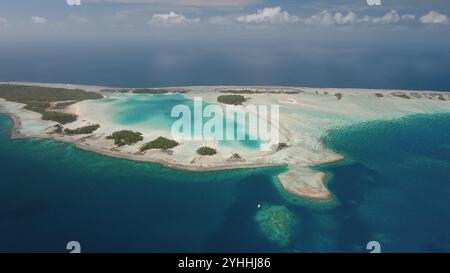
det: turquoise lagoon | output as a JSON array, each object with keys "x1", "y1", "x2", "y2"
[
  {"x1": 93, "y1": 93, "x2": 261, "y2": 150},
  {"x1": 1, "y1": 112, "x2": 450, "y2": 252}
]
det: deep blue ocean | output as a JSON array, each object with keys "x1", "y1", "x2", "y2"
[
  {"x1": 1, "y1": 41, "x2": 450, "y2": 252},
  {"x1": 1, "y1": 112, "x2": 450, "y2": 253},
  {"x1": 1, "y1": 41, "x2": 450, "y2": 91}
]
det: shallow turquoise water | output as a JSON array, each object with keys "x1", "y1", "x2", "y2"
[
  {"x1": 1, "y1": 112, "x2": 450, "y2": 252},
  {"x1": 97, "y1": 94, "x2": 261, "y2": 150}
]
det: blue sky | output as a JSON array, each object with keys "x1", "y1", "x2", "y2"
[
  {"x1": 0, "y1": 0, "x2": 449, "y2": 41},
  {"x1": 1, "y1": 1, "x2": 450, "y2": 90}
]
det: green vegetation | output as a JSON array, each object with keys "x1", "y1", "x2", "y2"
[
  {"x1": 196, "y1": 146, "x2": 217, "y2": 156},
  {"x1": 0, "y1": 84, "x2": 102, "y2": 113},
  {"x1": 106, "y1": 130, "x2": 144, "y2": 146},
  {"x1": 133, "y1": 89, "x2": 169, "y2": 94},
  {"x1": 231, "y1": 153, "x2": 241, "y2": 160},
  {"x1": 64, "y1": 124, "x2": 100, "y2": 135},
  {"x1": 101, "y1": 89, "x2": 130, "y2": 93},
  {"x1": 375, "y1": 93, "x2": 384, "y2": 98},
  {"x1": 41, "y1": 111, "x2": 77, "y2": 124},
  {"x1": 140, "y1": 136, "x2": 179, "y2": 151},
  {"x1": 0, "y1": 84, "x2": 102, "y2": 125},
  {"x1": 217, "y1": 95, "x2": 247, "y2": 105},
  {"x1": 335, "y1": 93, "x2": 343, "y2": 100},
  {"x1": 51, "y1": 101, "x2": 78, "y2": 110},
  {"x1": 53, "y1": 124, "x2": 63, "y2": 134},
  {"x1": 392, "y1": 93, "x2": 410, "y2": 99},
  {"x1": 220, "y1": 90, "x2": 256, "y2": 94},
  {"x1": 276, "y1": 143, "x2": 288, "y2": 151},
  {"x1": 227, "y1": 153, "x2": 242, "y2": 161}
]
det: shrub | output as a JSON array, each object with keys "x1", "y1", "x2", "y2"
[
  {"x1": 0, "y1": 84, "x2": 102, "y2": 114},
  {"x1": 276, "y1": 143, "x2": 288, "y2": 151},
  {"x1": 41, "y1": 111, "x2": 77, "y2": 124},
  {"x1": 64, "y1": 124, "x2": 100, "y2": 135},
  {"x1": 140, "y1": 137, "x2": 179, "y2": 151},
  {"x1": 392, "y1": 93, "x2": 410, "y2": 99},
  {"x1": 217, "y1": 95, "x2": 247, "y2": 105},
  {"x1": 197, "y1": 146, "x2": 217, "y2": 156},
  {"x1": 106, "y1": 130, "x2": 143, "y2": 146}
]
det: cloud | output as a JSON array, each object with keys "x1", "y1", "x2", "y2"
[
  {"x1": 66, "y1": 0, "x2": 81, "y2": 6},
  {"x1": 334, "y1": 11, "x2": 357, "y2": 25},
  {"x1": 149, "y1": 12, "x2": 199, "y2": 25},
  {"x1": 420, "y1": 11, "x2": 449, "y2": 25},
  {"x1": 303, "y1": 10, "x2": 415, "y2": 26},
  {"x1": 70, "y1": 15, "x2": 88, "y2": 23},
  {"x1": 304, "y1": 11, "x2": 357, "y2": 26},
  {"x1": 370, "y1": 10, "x2": 415, "y2": 24},
  {"x1": 32, "y1": 16, "x2": 48, "y2": 24},
  {"x1": 99, "y1": 0, "x2": 259, "y2": 8},
  {"x1": 237, "y1": 7, "x2": 299, "y2": 24}
]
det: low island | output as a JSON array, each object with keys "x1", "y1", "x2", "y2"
[{"x1": 1, "y1": 82, "x2": 450, "y2": 202}]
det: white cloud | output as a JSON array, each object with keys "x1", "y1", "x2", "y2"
[
  {"x1": 32, "y1": 16, "x2": 48, "y2": 24},
  {"x1": 334, "y1": 11, "x2": 357, "y2": 25},
  {"x1": 149, "y1": 12, "x2": 199, "y2": 25},
  {"x1": 304, "y1": 10, "x2": 415, "y2": 26},
  {"x1": 401, "y1": 14, "x2": 416, "y2": 21},
  {"x1": 420, "y1": 11, "x2": 449, "y2": 25},
  {"x1": 66, "y1": 0, "x2": 81, "y2": 6},
  {"x1": 70, "y1": 15, "x2": 88, "y2": 24},
  {"x1": 372, "y1": 10, "x2": 401, "y2": 24},
  {"x1": 370, "y1": 10, "x2": 414, "y2": 24},
  {"x1": 237, "y1": 7, "x2": 299, "y2": 24},
  {"x1": 304, "y1": 11, "x2": 357, "y2": 26}
]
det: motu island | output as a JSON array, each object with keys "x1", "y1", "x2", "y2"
[{"x1": 1, "y1": 82, "x2": 450, "y2": 201}]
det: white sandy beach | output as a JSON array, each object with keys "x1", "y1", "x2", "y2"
[{"x1": 1, "y1": 82, "x2": 450, "y2": 201}]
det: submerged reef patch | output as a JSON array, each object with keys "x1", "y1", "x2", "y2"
[{"x1": 255, "y1": 205, "x2": 297, "y2": 247}]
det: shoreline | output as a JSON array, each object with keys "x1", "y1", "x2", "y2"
[
  {"x1": 2, "y1": 81, "x2": 450, "y2": 94},
  {"x1": 2, "y1": 82, "x2": 450, "y2": 202},
  {"x1": 3, "y1": 111, "x2": 289, "y2": 173},
  {"x1": 2, "y1": 108, "x2": 336, "y2": 201}
]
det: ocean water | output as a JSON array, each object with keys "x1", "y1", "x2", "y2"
[
  {"x1": 1, "y1": 112, "x2": 450, "y2": 253},
  {"x1": 1, "y1": 41, "x2": 450, "y2": 91},
  {"x1": 0, "y1": 114, "x2": 284, "y2": 253},
  {"x1": 319, "y1": 113, "x2": 450, "y2": 252}
]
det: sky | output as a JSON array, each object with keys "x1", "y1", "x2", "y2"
[
  {"x1": 1, "y1": 1, "x2": 450, "y2": 90},
  {"x1": 0, "y1": 0, "x2": 450, "y2": 41}
]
